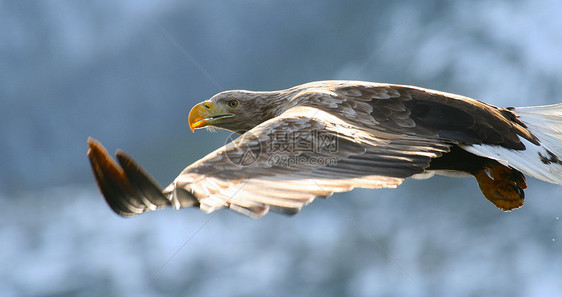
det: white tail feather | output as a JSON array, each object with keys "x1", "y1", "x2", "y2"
[
  {"x1": 462, "y1": 104, "x2": 562, "y2": 185},
  {"x1": 513, "y1": 104, "x2": 562, "y2": 158}
]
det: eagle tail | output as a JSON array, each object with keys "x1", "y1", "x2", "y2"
[
  {"x1": 511, "y1": 103, "x2": 562, "y2": 185},
  {"x1": 463, "y1": 104, "x2": 562, "y2": 186},
  {"x1": 513, "y1": 104, "x2": 562, "y2": 160},
  {"x1": 87, "y1": 137, "x2": 197, "y2": 217}
]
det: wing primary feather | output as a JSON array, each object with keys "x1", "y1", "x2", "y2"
[
  {"x1": 87, "y1": 137, "x2": 145, "y2": 216},
  {"x1": 116, "y1": 150, "x2": 171, "y2": 209},
  {"x1": 87, "y1": 137, "x2": 197, "y2": 217}
]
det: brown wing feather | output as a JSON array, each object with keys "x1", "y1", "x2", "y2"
[
  {"x1": 331, "y1": 83, "x2": 537, "y2": 149},
  {"x1": 87, "y1": 138, "x2": 198, "y2": 217},
  {"x1": 88, "y1": 138, "x2": 145, "y2": 216}
]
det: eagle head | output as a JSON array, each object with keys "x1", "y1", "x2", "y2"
[{"x1": 188, "y1": 90, "x2": 285, "y2": 133}]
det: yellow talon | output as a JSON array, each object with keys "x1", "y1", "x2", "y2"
[{"x1": 474, "y1": 164, "x2": 526, "y2": 211}]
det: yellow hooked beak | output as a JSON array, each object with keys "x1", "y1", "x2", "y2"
[{"x1": 188, "y1": 101, "x2": 234, "y2": 132}]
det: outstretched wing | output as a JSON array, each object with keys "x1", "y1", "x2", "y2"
[{"x1": 165, "y1": 105, "x2": 453, "y2": 218}]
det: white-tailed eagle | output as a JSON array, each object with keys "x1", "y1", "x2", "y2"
[{"x1": 88, "y1": 81, "x2": 562, "y2": 218}]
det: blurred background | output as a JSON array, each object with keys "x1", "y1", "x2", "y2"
[{"x1": 1, "y1": 0, "x2": 561, "y2": 296}]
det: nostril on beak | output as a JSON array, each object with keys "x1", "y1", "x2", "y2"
[{"x1": 203, "y1": 103, "x2": 211, "y2": 110}]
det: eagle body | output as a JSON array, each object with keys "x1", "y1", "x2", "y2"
[{"x1": 88, "y1": 81, "x2": 562, "y2": 218}]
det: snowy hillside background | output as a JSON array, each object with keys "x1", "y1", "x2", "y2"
[{"x1": 1, "y1": 1, "x2": 561, "y2": 296}]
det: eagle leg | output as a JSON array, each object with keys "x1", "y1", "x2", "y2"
[{"x1": 474, "y1": 164, "x2": 527, "y2": 211}]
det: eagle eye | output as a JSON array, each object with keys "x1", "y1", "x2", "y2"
[{"x1": 226, "y1": 99, "x2": 239, "y2": 108}]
